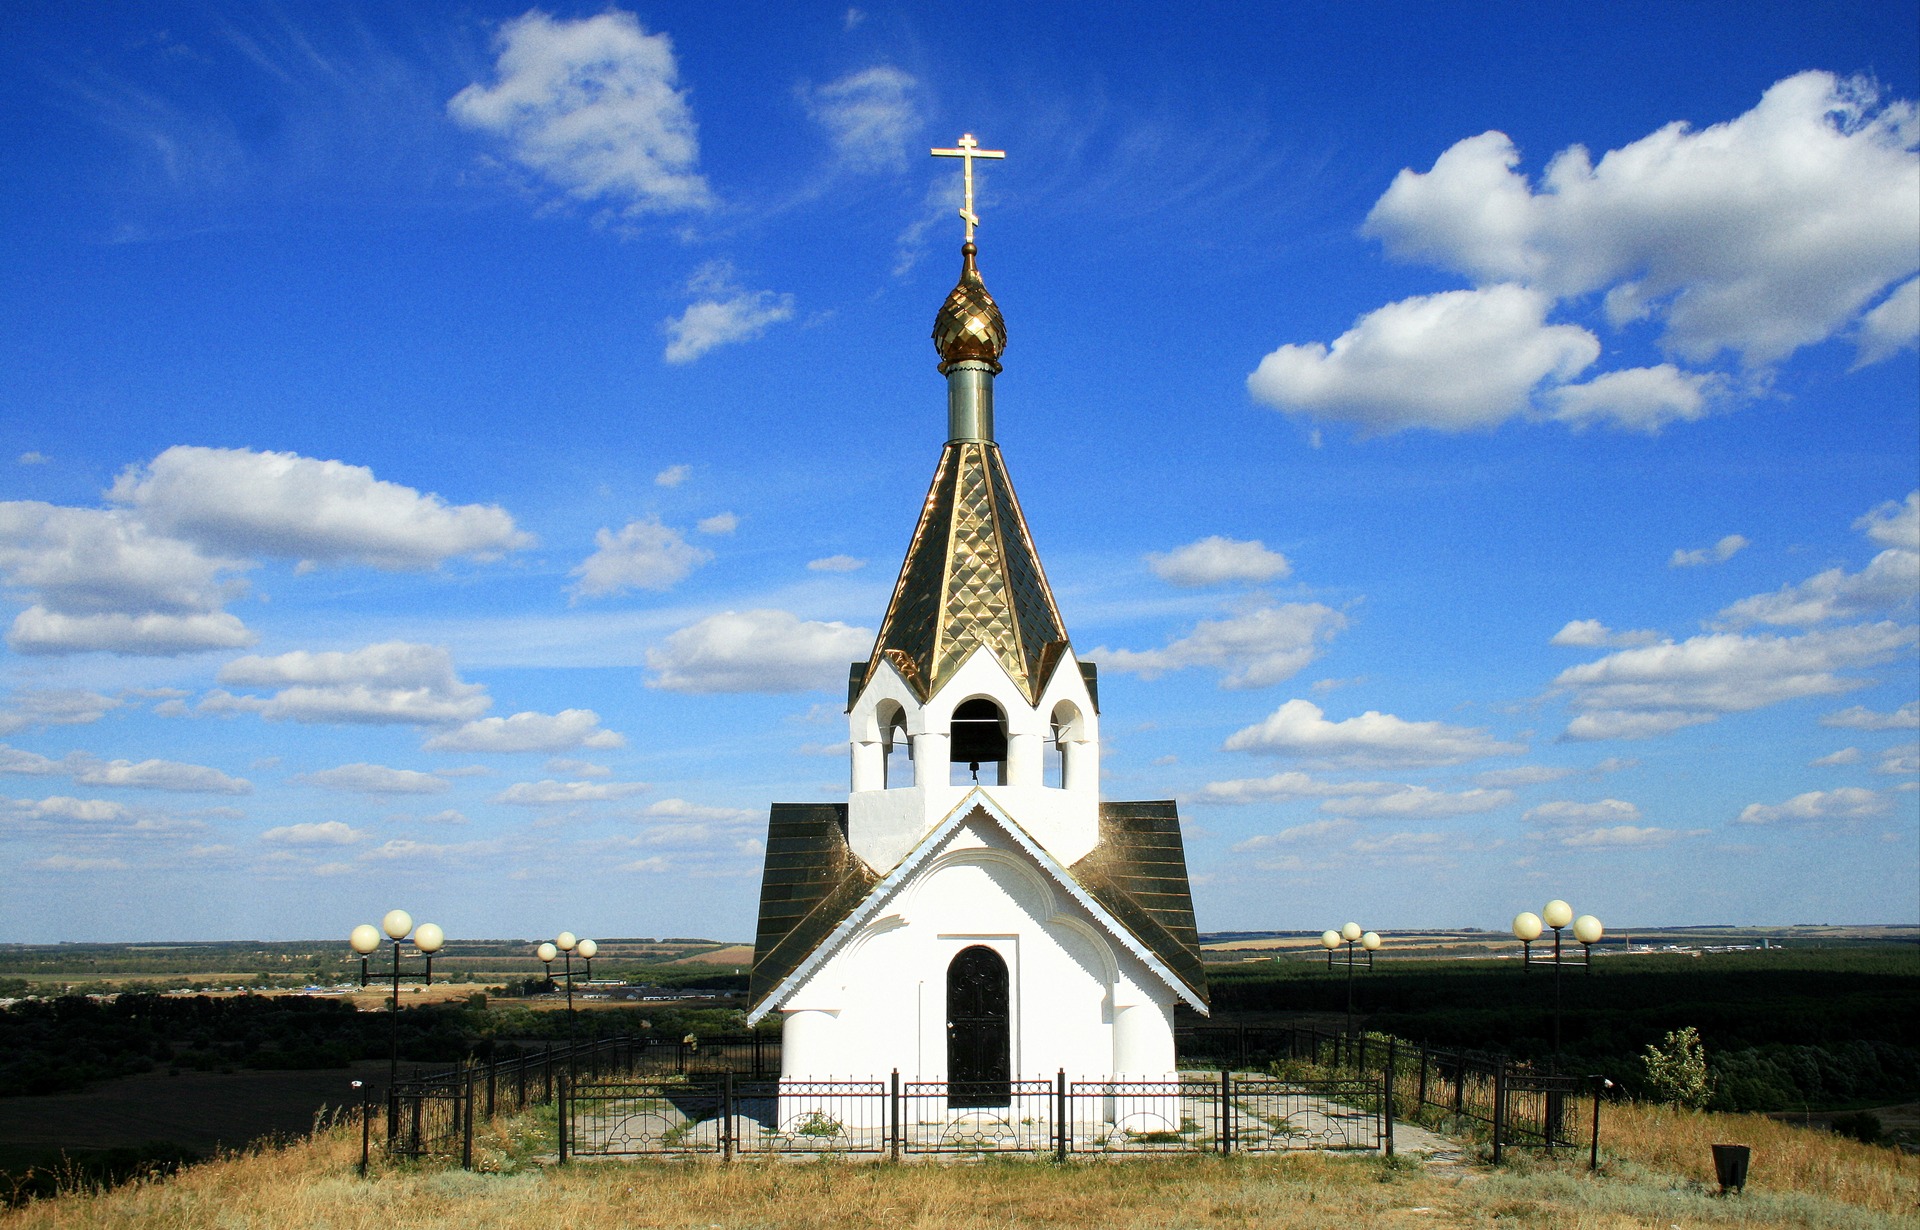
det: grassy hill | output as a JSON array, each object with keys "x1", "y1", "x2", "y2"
[{"x1": 3, "y1": 1098, "x2": 1916, "y2": 1228}]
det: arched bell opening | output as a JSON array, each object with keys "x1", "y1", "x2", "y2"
[
  {"x1": 1048, "y1": 700, "x2": 1086, "y2": 790},
  {"x1": 878, "y1": 703, "x2": 913, "y2": 789},
  {"x1": 948, "y1": 697, "x2": 1008, "y2": 786}
]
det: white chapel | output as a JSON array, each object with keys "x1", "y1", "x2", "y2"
[{"x1": 745, "y1": 137, "x2": 1208, "y2": 1101}]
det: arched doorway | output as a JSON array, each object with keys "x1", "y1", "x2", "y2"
[{"x1": 946, "y1": 945, "x2": 1010, "y2": 1107}]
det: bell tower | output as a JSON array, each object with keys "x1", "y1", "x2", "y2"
[{"x1": 844, "y1": 146, "x2": 1101, "y2": 874}]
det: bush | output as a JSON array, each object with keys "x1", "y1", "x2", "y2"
[
  {"x1": 1829, "y1": 1111, "x2": 1883, "y2": 1144},
  {"x1": 1642, "y1": 1026, "x2": 1713, "y2": 1109}
]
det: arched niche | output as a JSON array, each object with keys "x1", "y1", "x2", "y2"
[
  {"x1": 1048, "y1": 700, "x2": 1086, "y2": 790},
  {"x1": 876, "y1": 701, "x2": 912, "y2": 788}
]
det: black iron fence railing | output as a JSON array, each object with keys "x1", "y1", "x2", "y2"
[
  {"x1": 1176, "y1": 1023, "x2": 1604, "y2": 1165},
  {"x1": 380, "y1": 1025, "x2": 1602, "y2": 1169},
  {"x1": 558, "y1": 1071, "x2": 1385, "y2": 1160}
]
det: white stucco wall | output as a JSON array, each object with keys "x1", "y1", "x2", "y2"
[{"x1": 776, "y1": 812, "x2": 1178, "y2": 1083}]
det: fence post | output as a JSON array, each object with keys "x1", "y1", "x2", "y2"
[
  {"x1": 719, "y1": 1070, "x2": 734, "y2": 1162},
  {"x1": 1219, "y1": 1068, "x2": 1232, "y2": 1155},
  {"x1": 1055, "y1": 1068, "x2": 1068, "y2": 1162},
  {"x1": 1385, "y1": 1038, "x2": 1397, "y2": 1157},
  {"x1": 1491, "y1": 1061, "x2": 1505, "y2": 1165},
  {"x1": 1358, "y1": 1033, "x2": 1368, "y2": 1078},
  {"x1": 487, "y1": 1054, "x2": 497, "y2": 1119},
  {"x1": 1417, "y1": 1044, "x2": 1429, "y2": 1109},
  {"x1": 1452, "y1": 1056, "x2": 1465, "y2": 1118},
  {"x1": 462, "y1": 1068, "x2": 476, "y2": 1171},
  {"x1": 1589, "y1": 1075, "x2": 1603, "y2": 1172},
  {"x1": 891, "y1": 1069, "x2": 902, "y2": 1162},
  {"x1": 557, "y1": 1069, "x2": 569, "y2": 1164}
]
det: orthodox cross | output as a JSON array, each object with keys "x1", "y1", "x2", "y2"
[{"x1": 930, "y1": 133, "x2": 1006, "y2": 243}]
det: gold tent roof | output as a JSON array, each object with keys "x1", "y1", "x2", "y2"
[{"x1": 858, "y1": 440, "x2": 1069, "y2": 704}]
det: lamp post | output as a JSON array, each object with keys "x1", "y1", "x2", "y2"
[
  {"x1": 1513, "y1": 901, "x2": 1603, "y2": 1055},
  {"x1": 536, "y1": 931, "x2": 596, "y2": 1036},
  {"x1": 348, "y1": 910, "x2": 444, "y2": 1092},
  {"x1": 1321, "y1": 922, "x2": 1381, "y2": 1036}
]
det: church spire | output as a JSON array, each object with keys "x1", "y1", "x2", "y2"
[{"x1": 854, "y1": 135, "x2": 1068, "y2": 705}]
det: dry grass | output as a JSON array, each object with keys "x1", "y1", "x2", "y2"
[{"x1": 7, "y1": 1102, "x2": 1918, "y2": 1230}]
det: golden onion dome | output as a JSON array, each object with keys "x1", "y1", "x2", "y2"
[{"x1": 932, "y1": 242, "x2": 1006, "y2": 373}]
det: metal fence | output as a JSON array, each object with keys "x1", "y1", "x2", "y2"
[
  {"x1": 560, "y1": 1070, "x2": 1386, "y2": 1160},
  {"x1": 1177, "y1": 1023, "x2": 1604, "y2": 1165}
]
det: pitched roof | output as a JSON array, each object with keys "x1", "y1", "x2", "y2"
[
  {"x1": 858, "y1": 441, "x2": 1069, "y2": 705},
  {"x1": 746, "y1": 794, "x2": 1209, "y2": 1023},
  {"x1": 746, "y1": 803, "x2": 875, "y2": 1008}
]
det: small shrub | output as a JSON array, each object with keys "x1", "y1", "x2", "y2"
[
  {"x1": 1829, "y1": 1111, "x2": 1883, "y2": 1144},
  {"x1": 1641, "y1": 1026, "x2": 1713, "y2": 1109}
]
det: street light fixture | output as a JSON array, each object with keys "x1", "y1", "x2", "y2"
[
  {"x1": 348, "y1": 909, "x2": 445, "y2": 1091},
  {"x1": 1513, "y1": 900, "x2": 1603, "y2": 1054},
  {"x1": 536, "y1": 930, "x2": 596, "y2": 1035},
  {"x1": 1322, "y1": 922, "x2": 1381, "y2": 1036}
]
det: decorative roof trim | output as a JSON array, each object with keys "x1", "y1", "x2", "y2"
[{"x1": 745, "y1": 789, "x2": 1207, "y2": 1024}]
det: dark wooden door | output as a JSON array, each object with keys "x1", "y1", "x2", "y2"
[{"x1": 946, "y1": 945, "x2": 1010, "y2": 1108}]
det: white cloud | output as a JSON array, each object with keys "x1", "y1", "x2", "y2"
[
  {"x1": 663, "y1": 263, "x2": 796, "y2": 364},
  {"x1": 358, "y1": 838, "x2": 498, "y2": 863},
  {"x1": 807, "y1": 555, "x2": 866, "y2": 573},
  {"x1": 1821, "y1": 701, "x2": 1919, "y2": 730},
  {"x1": 447, "y1": 9, "x2": 710, "y2": 214},
  {"x1": 655, "y1": 464, "x2": 692, "y2": 488},
  {"x1": 1476, "y1": 765, "x2": 1579, "y2": 788},
  {"x1": 643, "y1": 797, "x2": 755, "y2": 822},
  {"x1": 9, "y1": 795, "x2": 129, "y2": 823},
  {"x1": 425, "y1": 709, "x2": 625, "y2": 754},
  {"x1": 1362, "y1": 72, "x2": 1920, "y2": 365},
  {"x1": 1736, "y1": 786, "x2": 1890, "y2": 825},
  {"x1": 1349, "y1": 830, "x2": 1450, "y2": 858},
  {"x1": 803, "y1": 66, "x2": 921, "y2": 172},
  {"x1": 1199, "y1": 771, "x2": 1400, "y2": 804},
  {"x1": 213, "y1": 641, "x2": 490, "y2": 725},
  {"x1": 110, "y1": 446, "x2": 530, "y2": 570},
  {"x1": 1099, "y1": 603, "x2": 1347, "y2": 689},
  {"x1": 544, "y1": 758, "x2": 612, "y2": 779},
  {"x1": 69, "y1": 756, "x2": 250, "y2": 794},
  {"x1": 36, "y1": 854, "x2": 129, "y2": 872},
  {"x1": 1147, "y1": 536, "x2": 1291, "y2": 587},
  {"x1": 646, "y1": 609, "x2": 871, "y2": 693},
  {"x1": 1322, "y1": 785, "x2": 1514, "y2": 818},
  {"x1": 1811, "y1": 747, "x2": 1862, "y2": 766},
  {"x1": 1855, "y1": 276, "x2": 1919, "y2": 366},
  {"x1": 421, "y1": 810, "x2": 468, "y2": 825},
  {"x1": 1548, "y1": 365, "x2": 1722, "y2": 432},
  {"x1": 1524, "y1": 798, "x2": 1642, "y2": 827},
  {"x1": 1857, "y1": 492, "x2": 1920, "y2": 551},
  {"x1": 1247, "y1": 284, "x2": 1599, "y2": 434},
  {"x1": 618, "y1": 856, "x2": 670, "y2": 873},
  {"x1": 1231, "y1": 819, "x2": 1355, "y2": 851},
  {"x1": 1878, "y1": 744, "x2": 1920, "y2": 776},
  {"x1": 1717, "y1": 548, "x2": 1918, "y2": 627},
  {"x1": 0, "y1": 502, "x2": 256, "y2": 656},
  {"x1": 1670, "y1": 534, "x2": 1750, "y2": 568},
  {"x1": 696, "y1": 512, "x2": 739, "y2": 536},
  {"x1": 18, "y1": 452, "x2": 49, "y2": 465},
  {"x1": 494, "y1": 779, "x2": 648, "y2": 806},
  {"x1": 0, "y1": 689, "x2": 124, "y2": 734},
  {"x1": 295, "y1": 763, "x2": 449, "y2": 795},
  {"x1": 1559, "y1": 825, "x2": 1682, "y2": 848},
  {"x1": 1550, "y1": 619, "x2": 1662, "y2": 648},
  {"x1": 0, "y1": 744, "x2": 62, "y2": 776},
  {"x1": 1556, "y1": 623, "x2": 1916, "y2": 740},
  {"x1": 570, "y1": 517, "x2": 711, "y2": 599},
  {"x1": 261, "y1": 820, "x2": 366, "y2": 845},
  {"x1": 1224, "y1": 698, "x2": 1526, "y2": 766}
]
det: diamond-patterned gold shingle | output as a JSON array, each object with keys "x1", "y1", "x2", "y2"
[{"x1": 860, "y1": 441, "x2": 1067, "y2": 705}]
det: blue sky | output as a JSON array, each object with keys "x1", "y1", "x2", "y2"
[{"x1": 2, "y1": 2, "x2": 1915, "y2": 945}]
